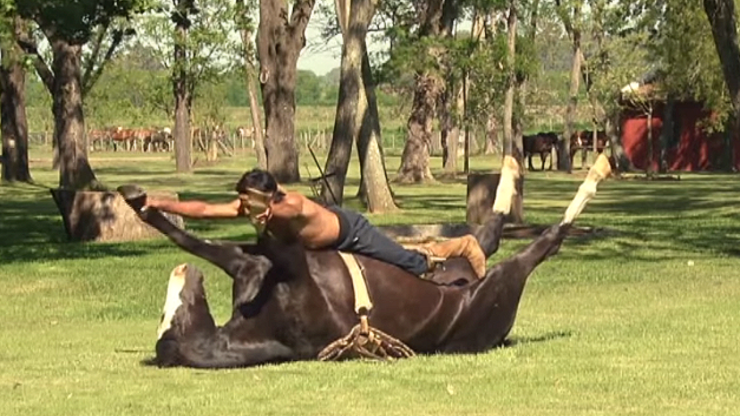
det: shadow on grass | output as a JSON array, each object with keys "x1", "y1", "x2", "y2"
[
  {"x1": 132, "y1": 330, "x2": 575, "y2": 370},
  {"x1": 0, "y1": 186, "x2": 165, "y2": 265},
  {"x1": 502, "y1": 330, "x2": 573, "y2": 348}
]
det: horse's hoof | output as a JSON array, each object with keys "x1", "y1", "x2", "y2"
[{"x1": 117, "y1": 184, "x2": 147, "y2": 212}]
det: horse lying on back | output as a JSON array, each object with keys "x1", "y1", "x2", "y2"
[{"x1": 119, "y1": 155, "x2": 611, "y2": 368}]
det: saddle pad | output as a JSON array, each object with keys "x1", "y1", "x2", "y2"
[{"x1": 338, "y1": 252, "x2": 373, "y2": 314}]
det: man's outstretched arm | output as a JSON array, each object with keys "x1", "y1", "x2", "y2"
[{"x1": 146, "y1": 197, "x2": 243, "y2": 219}]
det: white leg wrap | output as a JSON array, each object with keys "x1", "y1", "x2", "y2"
[
  {"x1": 492, "y1": 156, "x2": 520, "y2": 215},
  {"x1": 561, "y1": 154, "x2": 611, "y2": 225},
  {"x1": 157, "y1": 264, "x2": 188, "y2": 340}
]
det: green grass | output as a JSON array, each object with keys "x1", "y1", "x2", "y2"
[{"x1": 1, "y1": 149, "x2": 739, "y2": 415}]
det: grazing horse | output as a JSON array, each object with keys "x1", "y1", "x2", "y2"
[
  {"x1": 118, "y1": 156, "x2": 611, "y2": 368},
  {"x1": 523, "y1": 132, "x2": 559, "y2": 171},
  {"x1": 570, "y1": 130, "x2": 609, "y2": 168}
]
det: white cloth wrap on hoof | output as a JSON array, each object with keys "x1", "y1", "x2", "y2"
[
  {"x1": 493, "y1": 156, "x2": 521, "y2": 215},
  {"x1": 561, "y1": 154, "x2": 611, "y2": 225}
]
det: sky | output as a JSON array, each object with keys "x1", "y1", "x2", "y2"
[
  {"x1": 295, "y1": 10, "x2": 474, "y2": 77},
  {"x1": 296, "y1": 21, "x2": 343, "y2": 76}
]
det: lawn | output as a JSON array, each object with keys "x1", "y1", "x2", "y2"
[{"x1": 1, "y1": 149, "x2": 738, "y2": 415}]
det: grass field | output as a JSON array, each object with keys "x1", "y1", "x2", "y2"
[{"x1": 1, "y1": 149, "x2": 739, "y2": 415}]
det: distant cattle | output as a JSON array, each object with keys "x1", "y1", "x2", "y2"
[{"x1": 523, "y1": 132, "x2": 559, "y2": 171}]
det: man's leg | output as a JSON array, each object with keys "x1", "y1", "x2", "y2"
[{"x1": 331, "y1": 207, "x2": 429, "y2": 276}]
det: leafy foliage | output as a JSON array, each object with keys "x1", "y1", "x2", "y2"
[
  {"x1": 15, "y1": 0, "x2": 151, "y2": 43},
  {"x1": 135, "y1": 0, "x2": 238, "y2": 125}
]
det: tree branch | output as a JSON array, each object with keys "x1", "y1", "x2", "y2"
[
  {"x1": 81, "y1": 23, "x2": 109, "y2": 94},
  {"x1": 82, "y1": 28, "x2": 125, "y2": 97},
  {"x1": 15, "y1": 34, "x2": 54, "y2": 93},
  {"x1": 289, "y1": 0, "x2": 317, "y2": 48}
]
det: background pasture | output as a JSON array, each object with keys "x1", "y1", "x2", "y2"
[{"x1": 1, "y1": 149, "x2": 738, "y2": 415}]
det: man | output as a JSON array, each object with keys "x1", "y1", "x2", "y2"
[{"x1": 142, "y1": 169, "x2": 487, "y2": 278}]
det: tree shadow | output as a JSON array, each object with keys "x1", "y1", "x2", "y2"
[{"x1": 0, "y1": 186, "x2": 167, "y2": 265}]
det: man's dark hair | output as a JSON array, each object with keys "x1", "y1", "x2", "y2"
[{"x1": 235, "y1": 169, "x2": 285, "y2": 201}]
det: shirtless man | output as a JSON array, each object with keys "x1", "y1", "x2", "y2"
[{"x1": 142, "y1": 169, "x2": 487, "y2": 278}]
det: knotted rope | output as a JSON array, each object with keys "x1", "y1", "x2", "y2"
[{"x1": 317, "y1": 314, "x2": 415, "y2": 361}]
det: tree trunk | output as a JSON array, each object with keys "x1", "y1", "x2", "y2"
[
  {"x1": 659, "y1": 94, "x2": 675, "y2": 173},
  {"x1": 173, "y1": 23, "x2": 191, "y2": 173},
  {"x1": 703, "y1": 0, "x2": 740, "y2": 140},
  {"x1": 397, "y1": 73, "x2": 439, "y2": 182},
  {"x1": 324, "y1": 0, "x2": 395, "y2": 210},
  {"x1": 502, "y1": 1, "x2": 518, "y2": 157},
  {"x1": 235, "y1": 0, "x2": 267, "y2": 169},
  {"x1": 606, "y1": 111, "x2": 631, "y2": 172},
  {"x1": 1, "y1": 17, "x2": 31, "y2": 183},
  {"x1": 559, "y1": 5, "x2": 582, "y2": 173},
  {"x1": 322, "y1": 0, "x2": 356, "y2": 205},
  {"x1": 356, "y1": 43, "x2": 396, "y2": 211},
  {"x1": 484, "y1": 116, "x2": 498, "y2": 154},
  {"x1": 396, "y1": 0, "x2": 452, "y2": 184},
  {"x1": 646, "y1": 105, "x2": 654, "y2": 178},
  {"x1": 560, "y1": 49, "x2": 581, "y2": 173},
  {"x1": 258, "y1": 0, "x2": 315, "y2": 184},
  {"x1": 50, "y1": 39, "x2": 99, "y2": 189},
  {"x1": 514, "y1": 0, "x2": 538, "y2": 160},
  {"x1": 440, "y1": 80, "x2": 460, "y2": 173}
]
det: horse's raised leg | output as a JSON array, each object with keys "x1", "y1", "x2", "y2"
[
  {"x1": 119, "y1": 185, "x2": 272, "y2": 308},
  {"x1": 117, "y1": 185, "x2": 252, "y2": 278},
  {"x1": 155, "y1": 264, "x2": 293, "y2": 368},
  {"x1": 475, "y1": 155, "x2": 521, "y2": 258},
  {"x1": 492, "y1": 153, "x2": 612, "y2": 278},
  {"x1": 447, "y1": 154, "x2": 611, "y2": 351}
]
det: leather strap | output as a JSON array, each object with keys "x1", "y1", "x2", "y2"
[{"x1": 338, "y1": 252, "x2": 373, "y2": 314}]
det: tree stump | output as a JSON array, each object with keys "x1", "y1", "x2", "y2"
[
  {"x1": 466, "y1": 173, "x2": 524, "y2": 225},
  {"x1": 50, "y1": 188, "x2": 184, "y2": 242}
]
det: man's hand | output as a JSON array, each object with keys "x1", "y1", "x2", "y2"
[{"x1": 253, "y1": 207, "x2": 272, "y2": 225}]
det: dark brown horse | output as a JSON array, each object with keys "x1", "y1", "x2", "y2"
[
  {"x1": 523, "y1": 132, "x2": 560, "y2": 171},
  {"x1": 118, "y1": 156, "x2": 611, "y2": 368}
]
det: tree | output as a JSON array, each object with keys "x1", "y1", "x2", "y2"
[
  {"x1": 395, "y1": 0, "x2": 459, "y2": 183},
  {"x1": 16, "y1": 0, "x2": 146, "y2": 189},
  {"x1": 0, "y1": 10, "x2": 31, "y2": 183},
  {"x1": 555, "y1": 0, "x2": 583, "y2": 173},
  {"x1": 257, "y1": 0, "x2": 316, "y2": 183},
  {"x1": 321, "y1": 0, "x2": 396, "y2": 211},
  {"x1": 577, "y1": 0, "x2": 652, "y2": 172},
  {"x1": 502, "y1": 0, "x2": 518, "y2": 157},
  {"x1": 172, "y1": 0, "x2": 194, "y2": 173},
  {"x1": 703, "y1": 0, "x2": 740, "y2": 138},
  {"x1": 140, "y1": 0, "x2": 237, "y2": 173},
  {"x1": 235, "y1": 0, "x2": 266, "y2": 168}
]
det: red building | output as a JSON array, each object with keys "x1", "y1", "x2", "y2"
[{"x1": 619, "y1": 84, "x2": 736, "y2": 171}]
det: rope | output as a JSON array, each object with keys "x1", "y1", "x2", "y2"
[{"x1": 317, "y1": 315, "x2": 416, "y2": 361}]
